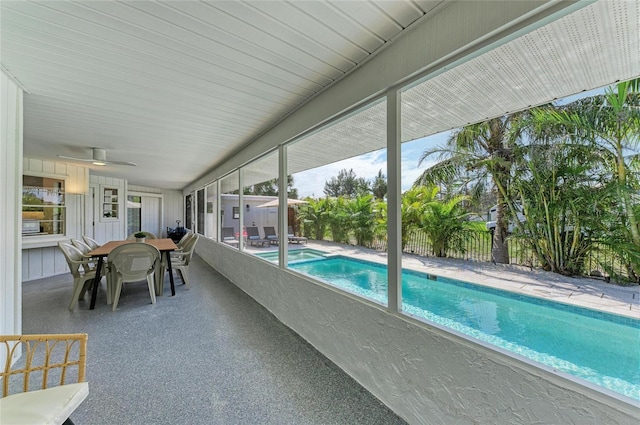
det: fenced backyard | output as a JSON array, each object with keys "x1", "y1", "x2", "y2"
[{"x1": 329, "y1": 229, "x2": 634, "y2": 284}]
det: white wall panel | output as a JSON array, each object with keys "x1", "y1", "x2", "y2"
[
  {"x1": 140, "y1": 196, "x2": 161, "y2": 237},
  {"x1": 129, "y1": 184, "x2": 183, "y2": 237},
  {"x1": 1, "y1": 69, "x2": 23, "y2": 339},
  {"x1": 90, "y1": 174, "x2": 126, "y2": 243}
]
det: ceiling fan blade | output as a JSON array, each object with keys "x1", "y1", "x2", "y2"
[
  {"x1": 105, "y1": 159, "x2": 137, "y2": 166},
  {"x1": 57, "y1": 148, "x2": 137, "y2": 166},
  {"x1": 57, "y1": 155, "x2": 95, "y2": 163}
]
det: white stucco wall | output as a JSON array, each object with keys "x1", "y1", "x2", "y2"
[{"x1": 196, "y1": 238, "x2": 638, "y2": 424}]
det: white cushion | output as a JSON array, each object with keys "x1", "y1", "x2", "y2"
[{"x1": 0, "y1": 382, "x2": 89, "y2": 425}]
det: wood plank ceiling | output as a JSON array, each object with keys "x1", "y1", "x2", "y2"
[{"x1": 1, "y1": 0, "x2": 442, "y2": 189}]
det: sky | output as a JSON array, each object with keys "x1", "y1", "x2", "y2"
[
  {"x1": 290, "y1": 85, "x2": 610, "y2": 199},
  {"x1": 292, "y1": 131, "x2": 451, "y2": 198}
]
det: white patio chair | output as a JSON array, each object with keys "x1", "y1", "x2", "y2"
[
  {"x1": 58, "y1": 242, "x2": 105, "y2": 309},
  {"x1": 170, "y1": 234, "x2": 199, "y2": 287},
  {"x1": 82, "y1": 235, "x2": 100, "y2": 250},
  {"x1": 108, "y1": 243, "x2": 160, "y2": 311}
]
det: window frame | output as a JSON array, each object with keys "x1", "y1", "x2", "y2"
[{"x1": 22, "y1": 172, "x2": 69, "y2": 248}]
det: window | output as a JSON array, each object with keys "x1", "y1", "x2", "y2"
[
  {"x1": 127, "y1": 195, "x2": 142, "y2": 235},
  {"x1": 220, "y1": 171, "x2": 240, "y2": 249},
  {"x1": 242, "y1": 151, "x2": 279, "y2": 260},
  {"x1": 197, "y1": 188, "x2": 205, "y2": 234},
  {"x1": 286, "y1": 99, "x2": 388, "y2": 304},
  {"x1": 22, "y1": 175, "x2": 66, "y2": 236},
  {"x1": 101, "y1": 186, "x2": 119, "y2": 220},
  {"x1": 204, "y1": 182, "x2": 218, "y2": 240},
  {"x1": 185, "y1": 194, "x2": 193, "y2": 230}
]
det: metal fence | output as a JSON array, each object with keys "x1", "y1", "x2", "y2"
[{"x1": 365, "y1": 230, "x2": 635, "y2": 284}]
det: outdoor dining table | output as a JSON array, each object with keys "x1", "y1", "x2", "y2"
[{"x1": 87, "y1": 238, "x2": 178, "y2": 310}]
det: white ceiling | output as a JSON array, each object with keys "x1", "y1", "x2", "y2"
[
  {"x1": 280, "y1": 0, "x2": 640, "y2": 181},
  {"x1": 1, "y1": 0, "x2": 442, "y2": 189},
  {"x1": 3, "y1": 1, "x2": 638, "y2": 192}
]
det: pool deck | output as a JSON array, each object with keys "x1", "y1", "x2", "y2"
[{"x1": 246, "y1": 241, "x2": 640, "y2": 320}]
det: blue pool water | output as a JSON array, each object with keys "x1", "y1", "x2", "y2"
[
  {"x1": 289, "y1": 256, "x2": 640, "y2": 401},
  {"x1": 256, "y1": 248, "x2": 328, "y2": 262}
]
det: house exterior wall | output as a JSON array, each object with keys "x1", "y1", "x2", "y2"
[
  {"x1": 21, "y1": 158, "x2": 90, "y2": 281},
  {"x1": 19, "y1": 172, "x2": 183, "y2": 281},
  {"x1": 128, "y1": 184, "x2": 183, "y2": 238},
  {"x1": 195, "y1": 237, "x2": 638, "y2": 424}
]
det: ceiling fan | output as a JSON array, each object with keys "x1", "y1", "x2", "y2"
[{"x1": 58, "y1": 148, "x2": 137, "y2": 167}]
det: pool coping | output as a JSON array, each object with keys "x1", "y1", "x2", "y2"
[{"x1": 246, "y1": 240, "x2": 640, "y2": 319}]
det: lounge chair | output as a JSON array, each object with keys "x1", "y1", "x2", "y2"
[
  {"x1": 221, "y1": 227, "x2": 239, "y2": 248},
  {"x1": 246, "y1": 227, "x2": 270, "y2": 247},
  {"x1": 263, "y1": 226, "x2": 279, "y2": 245},
  {"x1": 288, "y1": 226, "x2": 307, "y2": 244}
]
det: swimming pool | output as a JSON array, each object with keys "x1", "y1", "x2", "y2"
[
  {"x1": 256, "y1": 248, "x2": 328, "y2": 262},
  {"x1": 289, "y1": 256, "x2": 640, "y2": 401}
]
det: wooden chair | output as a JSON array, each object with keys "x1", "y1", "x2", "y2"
[{"x1": 0, "y1": 333, "x2": 89, "y2": 425}]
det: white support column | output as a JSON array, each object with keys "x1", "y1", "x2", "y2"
[
  {"x1": 278, "y1": 145, "x2": 288, "y2": 267},
  {"x1": 216, "y1": 180, "x2": 221, "y2": 243},
  {"x1": 386, "y1": 89, "x2": 402, "y2": 313},
  {"x1": 0, "y1": 70, "x2": 23, "y2": 339},
  {"x1": 238, "y1": 169, "x2": 244, "y2": 251}
]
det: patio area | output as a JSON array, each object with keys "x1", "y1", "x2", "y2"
[
  {"x1": 21, "y1": 255, "x2": 407, "y2": 425},
  {"x1": 245, "y1": 240, "x2": 640, "y2": 320}
]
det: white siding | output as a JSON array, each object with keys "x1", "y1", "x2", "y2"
[
  {"x1": 90, "y1": 175, "x2": 127, "y2": 244},
  {"x1": 128, "y1": 184, "x2": 183, "y2": 237},
  {"x1": 21, "y1": 158, "x2": 90, "y2": 281},
  {"x1": 1, "y1": 70, "x2": 23, "y2": 341},
  {"x1": 20, "y1": 175, "x2": 182, "y2": 280}
]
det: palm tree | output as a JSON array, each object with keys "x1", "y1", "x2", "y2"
[
  {"x1": 297, "y1": 198, "x2": 331, "y2": 240},
  {"x1": 509, "y1": 138, "x2": 605, "y2": 275},
  {"x1": 414, "y1": 116, "x2": 522, "y2": 263},
  {"x1": 419, "y1": 191, "x2": 483, "y2": 257},
  {"x1": 529, "y1": 79, "x2": 640, "y2": 280},
  {"x1": 347, "y1": 194, "x2": 375, "y2": 247},
  {"x1": 326, "y1": 197, "x2": 350, "y2": 243},
  {"x1": 400, "y1": 186, "x2": 436, "y2": 250},
  {"x1": 533, "y1": 79, "x2": 640, "y2": 246}
]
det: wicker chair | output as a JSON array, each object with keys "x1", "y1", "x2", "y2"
[{"x1": 0, "y1": 333, "x2": 89, "y2": 425}]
